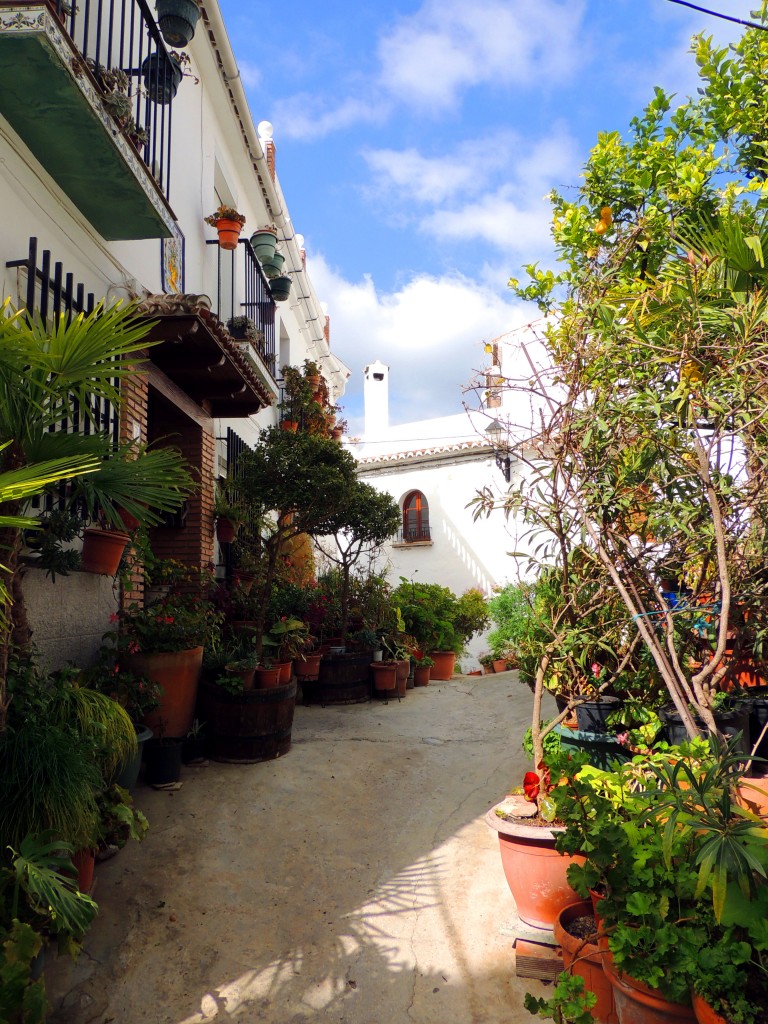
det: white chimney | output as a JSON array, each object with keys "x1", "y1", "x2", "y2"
[{"x1": 364, "y1": 359, "x2": 389, "y2": 438}]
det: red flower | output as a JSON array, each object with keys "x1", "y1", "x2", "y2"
[
  {"x1": 523, "y1": 771, "x2": 540, "y2": 802},
  {"x1": 109, "y1": 612, "x2": 120, "y2": 623}
]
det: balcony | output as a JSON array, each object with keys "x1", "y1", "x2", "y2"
[
  {"x1": 208, "y1": 237, "x2": 277, "y2": 385},
  {"x1": 0, "y1": 0, "x2": 176, "y2": 238},
  {"x1": 394, "y1": 525, "x2": 433, "y2": 545}
]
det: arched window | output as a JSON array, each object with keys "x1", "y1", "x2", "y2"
[{"x1": 402, "y1": 491, "x2": 430, "y2": 542}]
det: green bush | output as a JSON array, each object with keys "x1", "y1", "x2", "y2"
[{"x1": 487, "y1": 581, "x2": 537, "y2": 662}]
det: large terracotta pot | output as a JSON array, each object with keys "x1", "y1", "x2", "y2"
[
  {"x1": 132, "y1": 646, "x2": 204, "y2": 739},
  {"x1": 485, "y1": 802, "x2": 583, "y2": 930},
  {"x1": 429, "y1": 651, "x2": 456, "y2": 680},
  {"x1": 603, "y1": 953, "x2": 695, "y2": 1024},
  {"x1": 80, "y1": 528, "x2": 130, "y2": 575},
  {"x1": 72, "y1": 848, "x2": 96, "y2": 894},
  {"x1": 691, "y1": 993, "x2": 727, "y2": 1024},
  {"x1": 254, "y1": 666, "x2": 281, "y2": 689},
  {"x1": 555, "y1": 901, "x2": 618, "y2": 1024},
  {"x1": 395, "y1": 658, "x2": 409, "y2": 697},
  {"x1": 736, "y1": 775, "x2": 768, "y2": 818}
]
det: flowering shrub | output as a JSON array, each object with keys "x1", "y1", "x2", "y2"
[
  {"x1": 105, "y1": 595, "x2": 221, "y2": 654},
  {"x1": 87, "y1": 656, "x2": 162, "y2": 723}
]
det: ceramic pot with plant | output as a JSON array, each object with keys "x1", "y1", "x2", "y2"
[
  {"x1": 250, "y1": 224, "x2": 278, "y2": 261},
  {"x1": 156, "y1": 0, "x2": 200, "y2": 47},
  {"x1": 205, "y1": 204, "x2": 246, "y2": 251}
]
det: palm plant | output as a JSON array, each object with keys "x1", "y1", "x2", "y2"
[{"x1": 0, "y1": 301, "x2": 194, "y2": 723}]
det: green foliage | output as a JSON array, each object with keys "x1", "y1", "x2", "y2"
[
  {"x1": 0, "y1": 920, "x2": 46, "y2": 1024},
  {"x1": 552, "y1": 739, "x2": 768, "y2": 1012},
  {"x1": 96, "y1": 785, "x2": 148, "y2": 848},
  {"x1": 524, "y1": 973, "x2": 596, "y2": 1024},
  {"x1": 487, "y1": 581, "x2": 537, "y2": 661},
  {"x1": 106, "y1": 594, "x2": 221, "y2": 654},
  {"x1": 392, "y1": 578, "x2": 461, "y2": 652},
  {"x1": 453, "y1": 589, "x2": 489, "y2": 647}
]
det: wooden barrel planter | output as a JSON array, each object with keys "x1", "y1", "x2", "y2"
[
  {"x1": 302, "y1": 651, "x2": 372, "y2": 705},
  {"x1": 204, "y1": 680, "x2": 297, "y2": 763}
]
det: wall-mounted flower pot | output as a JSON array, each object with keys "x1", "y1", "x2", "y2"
[
  {"x1": 213, "y1": 219, "x2": 243, "y2": 251},
  {"x1": 80, "y1": 527, "x2": 130, "y2": 575},
  {"x1": 216, "y1": 516, "x2": 238, "y2": 543},
  {"x1": 141, "y1": 52, "x2": 183, "y2": 104},
  {"x1": 250, "y1": 229, "x2": 278, "y2": 261},
  {"x1": 268, "y1": 275, "x2": 292, "y2": 302},
  {"x1": 156, "y1": 0, "x2": 200, "y2": 47},
  {"x1": 280, "y1": 419, "x2": 298, "y2": 432},
  {"x1": 260, "y1": 252, "x2": 285, "y2": 279}
]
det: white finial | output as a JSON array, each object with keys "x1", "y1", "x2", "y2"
[
  {"x1": 257, "y1": 120, "x2": 274, "y2": 141},
  {"x1": 295, "y1": 233, "x2": 305, "y2": 249}
]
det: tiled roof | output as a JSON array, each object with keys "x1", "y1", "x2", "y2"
[{"x1": 357, "y1": 439, "x2": 489, "y2": 465}]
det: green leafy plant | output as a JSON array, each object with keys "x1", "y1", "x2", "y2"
[
  {"x1": 524, "y1": 974, "x2": 596, "y2": 1024},
  {"x1": 204, "y1": 204, "x2": 245, "y2": 227},
  {"x1": 105, "y1": 594, "x2": 221, "y2": 654}
]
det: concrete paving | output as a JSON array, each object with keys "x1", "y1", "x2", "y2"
[{"x1": 46, "y1": 673, "x2": 551, "y2": 1024}]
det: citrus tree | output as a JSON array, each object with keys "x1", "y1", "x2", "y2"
[{"x1": 476, "y1": 7, "x2": 768, "y2": 766}]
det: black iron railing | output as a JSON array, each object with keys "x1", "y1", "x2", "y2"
[
  {"x1": 398, "y1": 526, "x2": 432, "y2": 543},
  {"x1": 208, "y1": 238, "x2": 277, "y2": 379},
  {"x1": 50, "y1": 0, "x2": 175, "y2": 199}
]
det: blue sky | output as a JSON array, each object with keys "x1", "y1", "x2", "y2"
[{"x1": 219, "y1": 0, "x2": 747, "y2": 435}]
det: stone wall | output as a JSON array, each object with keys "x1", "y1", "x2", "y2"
[{"x1": 23, "y1": 566, "x2": 119, "y2": 672}]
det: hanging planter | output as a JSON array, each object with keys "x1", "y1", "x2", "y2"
[
  {"x1": 216, "y1": 516, "x2": 239, "y2": 544},
  {"x1": 141, "y1": 52, "x2": 184, "y2": 104},
  {"x1": 249, "y1": 226, "x2": 278, "y2": 261},
  {"x1": 260, "y1": 252, "x2": 285, "y2": 280},
  {"x1": 80, "y1": 527, "x2": 130, "y2": 575},
  {"x1": 204, "y1": 204, "x2": 246, "y2": 251},
  {"x1": 268, "y1": 275, "x2": 292, "y2": 302},
  {"x1": 156, "y1": 0, "x2": 200, "y2": 47}
]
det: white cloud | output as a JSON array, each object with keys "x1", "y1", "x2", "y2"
[
  {"x1": 361, "y1": 129, "x2": 579, "y2": 258},
  {"x1": 308, "y1": 253, "x2": 536, "y2": 432},
  {"x1": 270, "y1": 93, "x2": 388, "y2": 142},
  {"x1": 378, "y1": 0, "x2": 587, "y2": 112},
  {"x1": 237, "y1": 60, "x2": 261, "y2": 90}
]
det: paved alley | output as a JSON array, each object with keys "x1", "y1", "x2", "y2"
[{"x1": 47, "y1": 673, "x2": 548, "y2": 1024}]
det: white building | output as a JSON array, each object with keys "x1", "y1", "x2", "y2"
[
  {"x1": 0, "y1": 0, "x2": 347, "y2": 664},
  {"x1": 354, "y1": 348, "x2": 538, "y2": 669}
]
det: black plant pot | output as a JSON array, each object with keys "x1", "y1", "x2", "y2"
[
  {"x1": 749, "y1": 687, "x2": 768, "y2": 762},
  {"x1": 575, "y1": 696, "x2": 621, "y2": 734},
  {"x1": 660, "y1": 702, "x2": 752, "y2": 753},
  {"x1": 144, "y1": 737, "x2": 183, "y2": 784},
  {"x1": 141, "y1": 53, "x2": 183, "y2": 105},
  {"x1": 156, "y1": 0, "x2": 200, "y2": 47}
]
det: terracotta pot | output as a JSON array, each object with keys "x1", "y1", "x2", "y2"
[
  {"x1": 691, "y1": 993, "x2": 727, "y2": 1024},
  {"x1": 225, "y1": 663, "x2": 256, "y2": 691},
  {"x1": 485, "y1": 803, "x2": 583, "y2": 930},
  {"x1": 395, "y1": 658, "x2": 409, "y2": 697},
  {"x1": 254, "y1": 666, "x2": 281, "y2": 689},
  {"x1": 736, "y1": 775, "x2": 768, "y2": 818},
  {"x1": 603, "y1": 954, "x2": 695, "y2": 1024},
  {"x1": 555, "y1": 901, "x2": 618, "y2": 1024},
  {"x1": 216, "y1": 516, "x2": 238, "y2": 544},
  {"x1": 274, "y1": 661, "x2": 292, "y2": 684},
  {"x1": 281, "y1": 420, "x2": 298, "y2": 432},
  {"x1": 72, "y1": 848, "x2": 96, "y2": 894},
  {"x1": 215, "y1": 218, "x2": 242, "y2": 251},
  {"x1": 429, "y1": 651, "x2": 456, "y2": 680},
  {"x1": 370, "y1": 661, "x2": 397, "y2": 691},
  {"x1": 80, "y1": 527, "x2": 130, "y2": 575},
  {"x1": 482, "y1": 664, "x2": 496, "y2": 674},
  {"x1": 413, "y1": 665, "x2": 431, "y2": 686},
  {"x1": 493, "y1": 658, "x2": 509, "y2": 673},
  {"x1": 294, "y1": 653, "x2": 322, "y2": 681},
  {"x1": 132, "y1": 646, "x2": 204, "y2": 738}
]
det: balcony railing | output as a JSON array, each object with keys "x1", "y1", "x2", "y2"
[
  {"x1": 398, "y1": 526, "x2": 432, "y2": 543},
  {"x1": 208, "y1": 238, "x2": 277, "y2": 380},
  {"x1": 50, "y1": 0, "x2": 175, "y2": 200}
]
